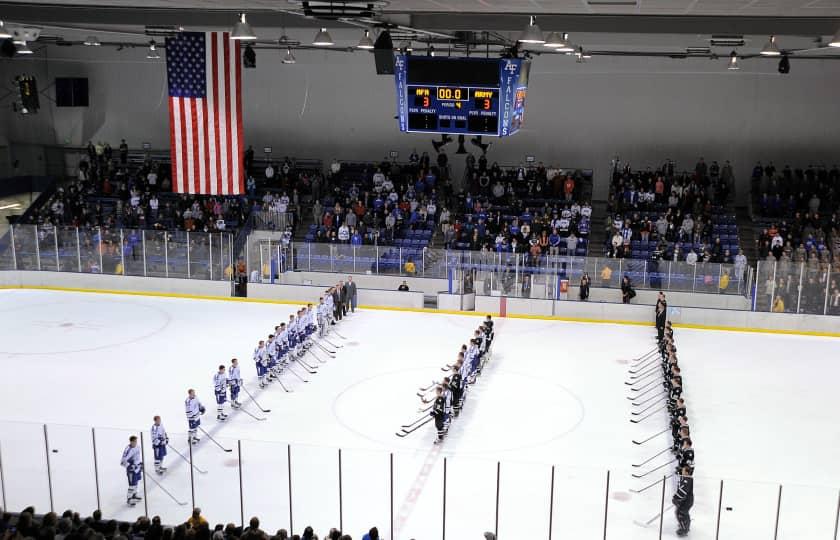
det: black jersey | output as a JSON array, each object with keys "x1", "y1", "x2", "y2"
[
  {"x1": 450, "y1": 373, "x2": 462, "y2": 391},
  {"x1": 432, "y1": 396, "x2": 446, "y2": 419},
  {"x1": 673, "y1": 406, "x2": 686, "y2": 419},
  {"x1": 678, "y1": 448, "x2": 695, "y2": 468},
  {"x1": 673, "y1": 476, "x2": 694, "y2": 506}
]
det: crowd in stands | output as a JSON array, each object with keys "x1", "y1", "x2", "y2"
[
  {"x1": 305, "y1": 150, "x2": 593, "y2": 261},
  {"x1": 0, "y1": 507, "x2": 385, "y2": 540},
  {"x1": 750, "y1": 162, "x2": 840, "y2": 315},
  {"x1": 606, "y1": 158, "x2": 741, "y2": 266}
]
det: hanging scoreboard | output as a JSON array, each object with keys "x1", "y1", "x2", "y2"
[{"x1": 394, "y1": 55, "x2": 530, "y2": 137}]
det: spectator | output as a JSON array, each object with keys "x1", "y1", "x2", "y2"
[
  {"x1": 361, "y1": 528, "x2": 378, "y2": 540},
  {"x1": 398, "y1": 281, "x2": 409, "y2": 291},
  {"x1": 404, "y1": 257, "x2": 416, "y2": 275},
  {"x1": 621, "y1": 274, "x2": 636, "y2": 304},
  {"x1": 772, "y1": 295, "x2": 785, "y2": 313},
  {"x1": 186, "y1": 509, "x2": 208, "y2": 530},
  {"x1": 579, "y1": 272, "x2": 591, "y2": 301}
]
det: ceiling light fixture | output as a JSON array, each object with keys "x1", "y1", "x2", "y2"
[
  {"x1": 829, "y1": 28, "x2": 840, "y2": 47},
  {"x1": 728, "y1": 51, "x2": 740, "y2": 71},
  {"x1": 16, "y1": 42, "x2": 33, "y2": 55},
  {"x1": 231, "y1": 13, "x2": 257, "y2": 41},
  {"x1": 146, "y1": 40, "x2": 160, "y2": 59},
  {"x1": 312, "y1": 27, "x2": 334, "y2": 46},
  {"x1": 282, "y1": 47, "x2": 296, "y2": 64},
  {"x1": 518, "y1": 16, "x2": 544, "y2": 44},
  {"x1": 357, "y1": 29, "x2": 374, "y2": 49},
  {"x1": 760, "y1": 35, "x2": 780, "y2": 56},
  {"x1": 0, "y1": 21, "x2": 11, "y2": 40},
  {"x1": 83, "y1": 35, "x2": 100, "y2": 46}
]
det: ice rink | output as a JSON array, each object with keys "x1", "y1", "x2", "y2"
[{"x1": 0, "y1": 289, "x2": 838, "y2": 539}]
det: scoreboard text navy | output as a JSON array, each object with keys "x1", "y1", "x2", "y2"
[{"x1": 394, "y1": 55, "x2": 530, "y2": 137}]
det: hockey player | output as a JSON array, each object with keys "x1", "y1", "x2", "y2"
[
  {"x1": 120, "y1": 435, "x2": 143, "y2": 506},
  {"x1": 229, "y1": 358, "x2": 242, "y2": 409},
  {"x1": 677, "y1": 438, "x2": 695, "y2": 470},
  {"x1": 185, "y1": 389, "x2": 206, "y2": 444},
  {"x1": 214, "y1": 365, "x2": 229, "y2": 421},
  {"x1": 430, "y1": 387, "x2": 447, "y2": 444},
  {"x1": 655, "y1": 294, "x2": 667, "y2": 342},
  {"x1": 265, "y1": 334, "x2": 278, "y2": 381},
  {"x1": 276, "y1": 323, "x2": 289, "y2": 372},
  {"x1": 449, "y1": 365, "x2": 463, "y2": 417},
  {"x1": 672, "y1": 466, "x2": 694, "y2": 536},
  {"x1": 151, "y1": 416, "x2": 168, "y2": 474},
  {"x1": 317, "y1": 297, "x2": 329, "y2": 337},
  {"x1": 254, "y1": 340, "x2": 268, "y2": 388}
]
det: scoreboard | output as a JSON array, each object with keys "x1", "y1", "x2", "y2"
[{"x1": 394, "y1": 55, "x2": 530, "y2": 138}]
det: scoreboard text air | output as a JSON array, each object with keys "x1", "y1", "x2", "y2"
[{"x1": 394, "y1": 55, "x2": 530, "y2": 137}]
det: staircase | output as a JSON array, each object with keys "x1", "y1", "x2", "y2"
[{"x1": 587, "y1": 200, "x2": 610, "y2": 256}]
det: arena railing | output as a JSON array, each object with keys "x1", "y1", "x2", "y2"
[
  {"x1": 753, "y1": 259, "x2": 839, "y2": 316},
  {"x1": 278, "y1": 242, "x2": 754, "y2": 301},
  {"x1": 0, "y1": 419, "x2": 836, "y2": 539},
  {"x1": 0, "y1": 224, "x2": 236, "y2": 281}
]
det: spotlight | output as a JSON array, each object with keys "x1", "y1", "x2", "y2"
[
  {"x1": 312, "y1": 28, "x2": 333, "y2": 46},
  {"x1": 357, "y1": 29, "x2": 374, "y2": 50},
  {"x1": 829, "y1": 27, "x2": 840, "y2": 48},
  {"x1": 83, "y1": 35, "x2": 100, "y2": 46},
  {"x1": 282, "y1": 47, "x2": 296, "y2": 64},
  {"x1": 518, "y1": 16, "x2": 544, "y2": 44},
  {"x1": 728, "y1": 51, "x2": 740, "y2": 71},
  {"x1": 427, "y1": 45, "x2": 435, "y2": 57},
  {"x1": 760, "y1": 35, "x2": 780, "y2": 56},
  {"x1": 778, "y1": 53, "x2": 790, "y2": 74},
  {"x1": 243, "y1": 44, "x2": 256, "y2": 68},
  {"x1": 231, "y1": 13, "x2": 256, "y2": 41},
  {"x1": 146, "y1": 40, "x2": 160, "y2": 59},
  {"x1": 15, "y1": 41, "x2": 33, "y2": 55}
]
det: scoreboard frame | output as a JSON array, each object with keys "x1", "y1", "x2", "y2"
[{"x1": 394, "y1": 55, "x2": 529, "y2": 138}]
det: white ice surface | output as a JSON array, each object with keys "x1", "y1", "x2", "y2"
[{"x1": 0, "y1": 289, "x2": 837, "y2": 540}]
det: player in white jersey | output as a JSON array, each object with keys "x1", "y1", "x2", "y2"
[
  {"x1": 317, "y1": 297, "x2": 328, "y2": 337},
  {"x1": 185, "y1": 389, "x2": 205, "y2": 444},
  {"x1": 214, "y1": 365, "x2": 229, "y2": 421},
  {"x1": 151, "y1": 416, "x2": 168, "y2": 474},
  {"x1": 120, "y1": 435, "x2": 143, "y2": 506},
  {"x1": 265, "y1": 334, "x2": 277, "y2": 381},
  {"x1": 254, "y1": 340, "x2": 267, "y2": 388},
  {"x1": 229, "y1": 358, "x2": 242, "y2": 408}
]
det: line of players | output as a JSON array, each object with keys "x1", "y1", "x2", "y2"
[
  {"x1": 656, "y1": 293, "x2": 695, "y2": 538},
  {"x1": 427, "y1": 315, "x2": 495, "y2": 444},
  {"x1": 120, "y1": 286, "x2": 349, "y2": 507}
]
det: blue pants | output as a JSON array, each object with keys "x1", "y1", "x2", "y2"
[
  {"x1": 126, "y1": 467, "x2": 142, "y2": 487},
  {"x1": 188, "y1": 418, "x2": 200, "y2": 431},
  {"x1": 256, "y1": 363, "x2": 266, "y2": 376},
  {"x1": 153, "y1": 444, "x2": 167, "y2": 463},
  {"x1": 215, "y1": 391, "x2": 227, "y2": 405},
  {"x1": 230, "y1": 383, "x2": 240, "y2": 401}
]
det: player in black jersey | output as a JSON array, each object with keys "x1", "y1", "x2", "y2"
[
  {"x1": 449, "y1": 366, "x2": 463, "y2": 417},
  {"x1": 677, "y1": 438, "x2": 694, "y2": 470},
  {"x1": 673, "y1": 466, "x2": 694, "y2": 536},
  {"x1": 430, "y1": 387, "x2": 447, "y2": 443}
]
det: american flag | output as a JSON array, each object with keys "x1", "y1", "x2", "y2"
[{"x1": 166, "y1": 32, "x2": 244, "y2": 195}]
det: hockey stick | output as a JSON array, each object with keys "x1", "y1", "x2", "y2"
[
  {"x1": 627, "y1": 383, "x2": 660, "y2": 400},
  {"x1": 632, "y1": 428, "x2": 669, "y2": 446},
  {"x1": 632, "y1": 447, "x2": 672, "y2": 468},
  {"x1": 416, "y1": 404, "x2": 433, "y2": 413},
  {"x1": 419, "y1": 381, "x2": 437, "y2": 392},
  {"x1": 401, "y1": 412, "x2": 432, "y2": 428},
  {"x1": 629, "y1": 362, "x2": 661, "y2": 379},
  {"x1": 166, "y1": 444, "x2": 207, "y2": 474},
  {"x1": 237, "y1": 406, "x2": 267, "y2": 421},
  {"x1": 395, "y1": 417, "x2": 433, "y2": 437},
  {"x1": 198, "y1": 427, "x2": 232, "y2": 453},
  {"x1": 314, "y1": 341, "x2": 337, "y2": 357},
  {"x1": 287, "y1": 365, "x2": 309, "y2": 383},
  {"x1": 633, "y1": 504, "x2": 675, "y2": 527},
  {"x1": 629, "y1": 378, "x2": 660, "y2": 393},
  {"x1": 322, "y1": 337, "x2": 343, "y2": 349},
  {"x1": 143, "y1": 469, "x2": 189, "y2": 505},
  {"x1": 629, "y1": 347, "x2": 658, "y2": 365},
  {"x1": 307, "y1": 349, "x2": 327, "y2": 364},
  {"x1": 298, "y1": 356, "x2": 319, "y2": 371},
  {"x1": 632, "y1": 390, "x2": 666, "y2": 407},
  {"x1": 628, "y1": 356, "x2": 659, "y2": 374},
  {"x1": 625, "y1": 368, "x2": 660, "y2": 386},
  {"x1": 629, "y1": 350, "x2": 659, "y2": 369},
  {"x1": 630, "y1": 474, "x2": 674, "y2": 494},
  {"x1": 331, "y1": 329, "x2": 348, "y2": 339},
  {"x1": 631, "y1": 459, "x2": 675, "y2": 479},
  {"x1": 631, "y1": 397, "x2": 668, "y2": 416},
  {"x1": 630, "y1": 404, "x2": 667, "y2": 423},
  {"x1": 293, "y1": 357, "x2": 317, "y2": 374},
  {"x1": 242, "y1": 385, "x2": 273, "y2": 411}
]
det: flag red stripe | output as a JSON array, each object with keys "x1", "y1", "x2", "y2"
[
  {"x1": 211, "y1": 33, "x2": 222, "y2": 195},
  {"x1": 179, "y1": 98, "x2": 189, "y2": 195},
  {"x1": 202, "y1": 99, "x2": 210, "y2": 195},
  {"x1": 190, "y1": 99, "x2": 200, "y2": 194},
  {"x1": 234, "y1": 39, "x2": 244, "y2": 193},
  {"x1": 223, "y1": 36, "x2": 233, "y2": 196},
  {"x1": 168, "y1": 97, "x2": 177, "y2": 193}
]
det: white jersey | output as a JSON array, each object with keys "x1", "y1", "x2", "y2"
[
  {"x1": 276, "y1": 329, "x2": 287, "y2": 348},
  {"x1": 185, "y1": 396, "x2": 203, "y2": 421},
  {"x1": 266, "y1": 338, "x2": 276, "y2": 359},
  {"x1": 151, "y1": 424, "x2": 168, "y2": 447},
  {"x1": 214, "y1": 372, "x2": 228, "y2": 393},
  {"x1": 229, "y1": 365, "x2": 241, "y2": 385},
  {"x1": 254, "y1": 345, "x2": 268, "y2": 367},
  {"x1": 120, "y1": 445, "x2": 141, "y2": 469}
]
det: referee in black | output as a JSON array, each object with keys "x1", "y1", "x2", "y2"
[{"x1": 655, "y1": 291, "x2": 667, "y2": 342}]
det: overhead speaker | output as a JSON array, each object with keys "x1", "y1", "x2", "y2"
[
  {"x1": 373, "y1": 30, "x2": 394, "y2": 75},
  {"x1": 455, "y1": 135, "x2": 467, "y2": 154},
  {"x1": 0, "y1": 39, "x2": 15, "y2": 58}
]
